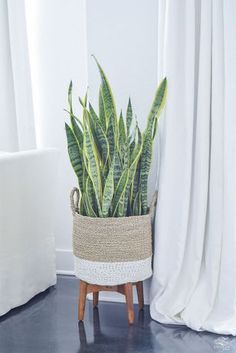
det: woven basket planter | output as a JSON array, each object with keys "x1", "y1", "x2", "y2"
[{"x1": 70, "y1": 188, "x2": 157, "y2": 285}]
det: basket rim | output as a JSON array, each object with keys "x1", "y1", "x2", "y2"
[
  {"x1": 70, "y1": 187, "x2": 158, "y2": 221},
  {"x1": 73, "y1": 211, "x2": 151, "y2": 222}
]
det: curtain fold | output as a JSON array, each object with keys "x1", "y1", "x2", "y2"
[
  {"x1": 150, "y1": 0, "x2": 236, "y2": 335},
  {"x1": 0, "y1": 0, "x2": 36, "y2": 152}
]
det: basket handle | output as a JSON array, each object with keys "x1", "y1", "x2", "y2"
[
  {"x1": 150, "y1": 190, "x2": 158, "y2": 221},
  {"x1": 70, "y1": 187, "x2": 81, "y2": 215}
]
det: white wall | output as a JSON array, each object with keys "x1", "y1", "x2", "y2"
[
  {"x1": 87, "y1": 0, "x2": 159, "y2": 199},
  {"x1": 25, "y1": 0, "x2": 88, "y2": 273}
]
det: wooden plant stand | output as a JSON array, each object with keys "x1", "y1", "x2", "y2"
[{"x1": 78, "y1": 280, "x2": 144, "y2": 325}]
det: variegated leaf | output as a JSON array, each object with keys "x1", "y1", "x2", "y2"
[
  {"x1": 112, "y1": 169, "x2": 129, "y2": 217},
  {"x1": 126, "y1": 98, "x2": 133, "y2": 137},
  {"x1": 65, "y1": 123, "x2": 83, "y2": 192},
  {"x1": 88, "y1": 106, "x2": 109, "y2": 165},
  {"x1": 93, "y1": 56, "x2": 117, "y2": 133},
  {"x1": 83, "y1": 127, "x2": 102, "y2": 216},
  {"x1": 102, "y1": 157, "x2": 115, "y2": 217},
  {"x1": 147, "y1": 77, "x2": 167, "y2": 127},
  {"x1": 99, "y1": 86, "x2": 107, "y2": 131}
]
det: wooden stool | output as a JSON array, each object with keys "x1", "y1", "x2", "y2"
[{"x1": 78, "y1": 280, "x2": 144, "y2": 325}]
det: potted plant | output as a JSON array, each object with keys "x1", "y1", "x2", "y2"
[{"x1": 65, "y1": 57, "x2": 167, "y2": 286}]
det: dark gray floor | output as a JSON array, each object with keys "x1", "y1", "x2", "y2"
[{"x1": 0, "y1": 276, "x2": 236, "y2": 353}]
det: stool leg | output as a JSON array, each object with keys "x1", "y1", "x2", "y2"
[
  {"x1": 136, "y1": 281, "x2": 144, "y2": 311},
  {"x1": 93, "y1": 291, "x2": 99, "y2": 307},
  {"x1": 124, "y1": 283, "x2": 134, "y2": 325},
  {"x1": 78, "y1": 280, "x2": 87, "y2": 321}
]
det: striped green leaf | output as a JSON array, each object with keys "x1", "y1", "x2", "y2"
[
  {"x1": 89, "y1": 103, "x2": 100, "y2": 125},
  {"x1": 116, "y1": 193, "x2": 126, "y2": 217},
  {"x1": 147, "y1": 77, "x2": 167, "y2": 127},
  {"x1": 131, "y1": 160, "x2": 141, "y2": 201},
  {"x1": 70, "y1": 116, "x2": 83, "y2": 147},
  {"x1": 65, "y1": 123, "x2": 83, "y2": 192},
  {"x1": 133, "y1": 191, "x2": 142, "y2": 216},
  {"x1": 102, "y1": 158, "x2": 115, "y2": 217},
  {"x1": 113, "y1": 151, "x2": 122, "y2": 190},
  {"x1": 140, "y1": 130, "x2": 153, "y2": 214},
  {"x1": 68, "y1": 81, "x2": 73, "y2": 114},
  {"x1": 112, "y1": 169, "x2": 129, "y2": 216},
  {"x1": 119, "y1": 111, "x2": 126, "y2": 144},
  {"x1": 140, "y1": 79, "x2": 167, "y2": 214},
  {"x1": 83, "y1": 127, "x2": 102, "y2": 216},
  {"x1": 152, "y1": 116, "x2": 158, "y2": 140},
  {"x1": 107, "y1": 115, "x2": 115, "y2": 160},
  {"x1": 126, "y1": 98, "x2": 133, "y2": 137},
  {"x1": 93, "y1": 56, "x2": 117, "y2": 132},
  {"x1": 85, "y1": 177, "x2": 97, "y2": 217},
  {"x1": 65, "y1": 61, "x2": 167, "y2": 217},
  {"x1": 99, "y1": 86, "x2": 107, "y2": 131},
  {"x1": 88, "y1": 106, "x2": 109, "y2": 165}
]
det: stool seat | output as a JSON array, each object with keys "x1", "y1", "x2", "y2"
[{"x1": 78, "y1": 280, "x2": 144, "y2": 325}]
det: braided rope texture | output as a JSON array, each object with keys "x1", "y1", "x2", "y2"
[
  {"x1": 74, "y1": 256, "x2": 152, "y2": 285},
  {"x1": 72, "y1": 212, "x2": 152, "y2": 262}
]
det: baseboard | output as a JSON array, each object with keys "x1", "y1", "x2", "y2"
[{"x1": 56, "y1": 269, "x2": 75, "y2": 275}]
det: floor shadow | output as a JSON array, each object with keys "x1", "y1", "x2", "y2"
[{"x1": 78, "y1": 306, "x2": 153, "y2": 353}]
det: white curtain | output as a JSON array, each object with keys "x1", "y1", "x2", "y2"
[
  {"x1": 151, "y1": 0, "x2": 236, "y2": 335},
  {"x1": 0, "y1": 0, "x2": 36, "y2": 151}
]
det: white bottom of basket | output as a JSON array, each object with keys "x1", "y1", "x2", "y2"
[{"x1": 74, "y1": 256, "x2": 152, "y2": 285}]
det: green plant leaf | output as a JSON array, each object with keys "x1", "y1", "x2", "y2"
[
  {"x1": 65, "y1": 60, "x2": 167, "y2": 217},
  {"x1": 126, "y1": 133, "x2": 143, "y2": 213},
  {"x1": 83, "y1": 127, "x2": 102, "y2": 216},
  {"x1": 85, "y1": 177, "x2": 97, "y2": 217},
  {"x1": 147, "y1": 77, "x2": 167, "y2": 127},
  {"x1": 107, "y1": 114, "x2": 115, "y2": 160},
  {"x1": 126, "y1": 98, "x2": 133, "y2": 137},
  {"x1": 65, "y1": 123, "x2": 83, "y2": 192},
  {"x1": 89, "y1": 103, "x2": 100, "y2": 125},
  {"x1": 93, "y1": 56, "x2": 117, "y2": 133},
  {"x1": 116, "y1": 193, "x2": 126, "y2": 217},
  {"x1": 70, "y1": 116, "x2": 83, "y2": 147},
  {"x1": 112, "y1": 169, "x2": 129, "y2": 216},
  {"x1": 89, "y1": 105, "x2": 109, "y2": 166},
  {"x1": 152, "y1": 116, "x2": 158, "y2": 140},
  {"x1": 99, "y1": 86, "x2": 107, "y2": 131},
  {"x1": 68, "y1": 81, "x2": 73, "y2": 114},
  {"x1": 133, "y1": 191, "x2": 142, "y2": 216},
  {"x1": 119, "y1": 111, "x2": 126, "y2": 145},
  {"x1": 140, "y1": 130, "x2": 152, "y2": 214},
  {"x1": 102, "y1": 157, "x2": 115, "y2": 217},
  {"x1": 113, "y1": 151, "x2": 122, "y2": 190}
]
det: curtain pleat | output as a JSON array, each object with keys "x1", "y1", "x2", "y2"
[
  {"x1": 150, "y1": 0, "x2": 236, "y2": 335},
  {"x1": 0, "y1": 0, "x2": 36, "y2": 152}
]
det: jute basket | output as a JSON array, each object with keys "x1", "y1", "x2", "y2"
[{"x1": 70, "y1": 188, "x2": 157, "y2": 285}]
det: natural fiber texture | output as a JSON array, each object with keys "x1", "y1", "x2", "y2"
[
  {"x1": 72, "y1": 212, "x2": 152, "y2": 262},
  {"x1": 74, "y1": 256, "x2": 152, "y2": 285},
  {"x1": 71, "y1": 188, "x2": 157, "y2": 263}
]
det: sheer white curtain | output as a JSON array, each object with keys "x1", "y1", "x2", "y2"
[
  {"x1": 151, "y1": 0, "x2": 236, "y2": 335},
  {"x1": 0, "y1": 0, "x2": 36, "y2": 151}
]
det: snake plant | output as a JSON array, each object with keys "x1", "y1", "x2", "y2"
[{"x1": 65, "y1": 57, "x2": 167, "y2": 217}]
